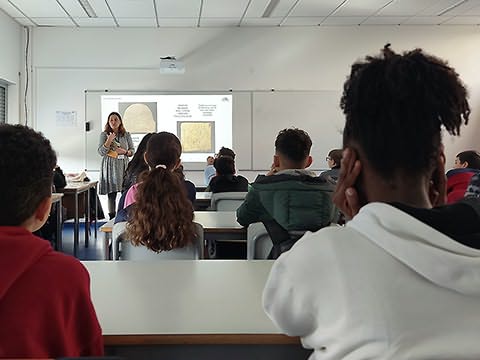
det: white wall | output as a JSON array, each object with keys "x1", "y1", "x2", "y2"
[
  {"x1": 0, "y1": 10, "x2": 21, "y2": 123},
  {"x1": 31, "y1": 26, "x2": 480, "y2": 179}
]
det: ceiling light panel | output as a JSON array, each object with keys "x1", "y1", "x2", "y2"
[
  {"x1": 8, "y1": 0, "x2": 65, "y2": 17},
  {"x1": 202, "y1": 0, "x2": 250, "y2": 17},
  {"x1": 154, "y1": 0, "x2": 201, "y2": 17},
  {"x1": 105, "y1": 0, "x2": 153, "y2": 18}
]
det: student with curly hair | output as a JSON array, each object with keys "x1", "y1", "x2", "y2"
[
  {"x1": 263, "y1": 45, "x2": 480, "y2": 359},
  {"x1": 0, "y1": 124, "x2": 103, "y2": 357},
  {"x1": 115, "y1": 132, "x2": 198, "y2": 259}
]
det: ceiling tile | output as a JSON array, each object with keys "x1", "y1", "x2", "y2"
[
  {"x1": 80, "y1": 0, "x2": 113, "y2": 17},
  {"x1": 155, "y1": 0, "x2": 200, "y2": 17},
  {"x1": 157, "y1": 17, "x2": 197, "y2": 27},
  {"x1": 241, "y1": 0, "x2": 270, "y2": 18},
  {"x1": 333, "y1": 0, "x2": 397, "y2": 16},
  {"x1": 417, "y1": 0, "x2": 468, "y2": 16},
  {"x1": 377, "y1": 0, "x2": 445, "y2": 16},
  {"x1": 0, "y1": 0, "x2": 26, "y2": 18},
  {"x1": 202, "y1": 0, "x2": 250, "y2": 18},
  {"x1": 106, "y1": 0, "x2": 154, "y2": 18},
  {"x1": 262, "y1": 0, "x2": 302, "y2": 18},
  {"x1": 57, "y1": 0, "x2": 90, "y2": 17},
  {"x1": 291, "y1": 0, "x2": 346, "y2": 16},
  {"x1": 8, "y1": 0, "x2": 65, "y2": 17}
]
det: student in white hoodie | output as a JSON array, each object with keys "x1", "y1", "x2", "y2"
[{"x1": 263, "y1": 44, "x2": 480, "y2": 360}]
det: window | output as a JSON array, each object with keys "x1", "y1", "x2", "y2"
[{"x1": 0, "y1": 82, "x2": 6, "y2": 124}]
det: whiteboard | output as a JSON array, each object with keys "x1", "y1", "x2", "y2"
[{"x1": 85, "y1": 90, "x2": 344, "y2": 172}]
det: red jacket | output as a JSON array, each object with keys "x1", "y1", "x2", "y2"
[
  {"x1": 446, "y1": 169, "x2": 477, "y2": 204},
  {"x1": 0, "y1": 227, "x2": 103, "y2": 357}
]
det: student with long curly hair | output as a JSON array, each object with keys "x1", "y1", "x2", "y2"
[
  {"x1": 263, "y1": 45, "x2": 480, "y2": 359},
  {"x1": 121, "y1": 132, "x2": 197, "y2": 256}
]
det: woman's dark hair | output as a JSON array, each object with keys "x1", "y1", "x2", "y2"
[
  {"x1": 122, "y1": 133, "x2": 154, "y2": 191},
  {"x1": 457, "y1": 150, "x2": 480, "y2": 170},
  {"x1": 0, "y1": 125, "x2": 56, "y2": 225},
  {"x1": 217, "y1": 147, "x2": 235, "y2": 159},
  {"x1": 104, "y1": 111, "x2": 126, "y2": 136},
  {"x1": 328, "y1": 149, "x2": 343, "y2": 168},
  {"x1": 340, "y1": 44, "x2": 470, "y2": 178},
  {"x1": 126, "y1": 132, "x2": 195, "y2": 252},
  {"x1": 215, "y1": 156, "x2": 236, "y2": 175}
]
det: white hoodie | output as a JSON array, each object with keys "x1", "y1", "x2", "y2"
[{"x1": 263, "y1": 202, "x2": 480, "y2": 359}]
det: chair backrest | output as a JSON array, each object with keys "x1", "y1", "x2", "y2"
[
  {"x1": 210, "y1": 191, "x2": 247, "y2": 211},
  {"x1": 112, "y1": 222, "x2": 204, "y2": 260},
  {"x1": 246, "y1": 222, "x2": 307, "y2": 260}
]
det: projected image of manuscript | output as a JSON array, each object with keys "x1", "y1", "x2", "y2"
[
  {"x1": 119, "y1": 102, "x2": 157, "y2": 133},
  {"x1": 178, "y1": 121, "x2": 215, "y2": 153}
]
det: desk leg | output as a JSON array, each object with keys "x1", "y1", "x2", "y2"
[
  {"x1": 73, "y1": 193, "x2": 79, "y2": 257},
  {"x1": 56, "y1": 199, "x2": 63, "y2": 252},
  {"x1": 104, "y1": 232, "x2": 111, "y2": 260},
  {"x1": 85, "y1": 188, "x2": 90, "y2": 248},
  {"x1": 94, "y1": 185, "x2": 98, "y2": 238}
]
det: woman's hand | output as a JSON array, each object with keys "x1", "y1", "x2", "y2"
[
  {"x1": 116, "y1": 147, "x2": 127, "y2": 155},
  {"x1": 332, "y1": 148, "x2": 363, "y2": 220},
  {"x1": 107, "y1": 132, "x2": 116, "y2": 143}
]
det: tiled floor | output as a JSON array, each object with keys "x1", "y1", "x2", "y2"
[{"x1": 61, "y1": 221, "x2": 107, "y2": 260}]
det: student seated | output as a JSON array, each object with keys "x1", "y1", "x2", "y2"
[
  {"x1": 263, "y1": 45, "x2": 480, "y2": 359},
  {"x1": 236, "y1": 128, "x2": 335, "y2": 232},
  {"x1": 115, "y1": 132, "x2": 199, "y2": 258},
  {"x1": 321, "y1": 148, "x2": 342, "y2": 183},
  {"x1": 446, "y1": 150, "x2": 480, "y2": 203},
  {"x1": 204, "y1": 147, "x2": 237, "y2": 186},
  {"x1": 207, "y1": 155, "x2": 249, "y2": 193},
  {"x1": 465, "y1": 173, "x2": 480, "y2": 198},
  {"x1": 0, "y1": 124, "x2": 103, "y2": 357}
]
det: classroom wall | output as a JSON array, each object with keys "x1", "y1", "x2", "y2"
[
  {"x1": 30, "y1": 26, "x2": 480, "y2": 179},
  {"x1": 0, "y1": 10, "x2": 21, "y2": 123}
]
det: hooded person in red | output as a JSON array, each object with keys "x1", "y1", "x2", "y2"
[{"x1": 0, "y1": 124, "x2": 103, "y2": 357}]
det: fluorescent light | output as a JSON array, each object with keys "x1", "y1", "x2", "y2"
[
  {"x1": 262, "y1": 0, "x2": 280, "y2": 18},
  {"x1": 437, "y1": 0, "x2": 469, "y2": 16},
  {"x1": 77, "y1": 0, "x2": 97, "y2": 18}
]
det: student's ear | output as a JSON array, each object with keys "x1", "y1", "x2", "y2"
[
  {"x1": 33, "y1": 196, "x2": 52, "y2": 232},
  {"x1": 273, "y1": 155, "x2": 280, "y2": 168},
  {"x1": 462, "y1": 161, "x2": 469, "y2": 168},
  {"x1": 305, "y1": 155, "x2": 313, "y2": 168},
  {"x1": 174, "y1": 158, "x2": 182, "y2": 170}
]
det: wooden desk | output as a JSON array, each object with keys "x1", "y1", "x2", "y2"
[
  {"x1": 51, "y1": 193, "x2": 64, "y2": 251},
  {"x1": 63, "y1": 181, "x2": 98, "y2": 257}
]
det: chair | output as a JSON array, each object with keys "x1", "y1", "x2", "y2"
[
  {"x1": 209, "y1": 192, "x2": 247, "y2": 211},
  {"x1": 112, "y1": 222, "x2": 204, "y2": 260},
  {"x1": 246, "y1": 222, "x2": 307, "y2": 260}
]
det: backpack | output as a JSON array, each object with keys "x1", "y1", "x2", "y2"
[{"x1": 262, "y1": 219, "x2": 308, "y2": 260}]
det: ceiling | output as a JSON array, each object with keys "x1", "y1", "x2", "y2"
[{"x1": 2, "y1": 0, "x2": 480, "y2": 28}]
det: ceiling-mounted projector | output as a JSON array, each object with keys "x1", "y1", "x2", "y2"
[{"x1": 160, "y1": 57, "x2": 185, "y2": 74}]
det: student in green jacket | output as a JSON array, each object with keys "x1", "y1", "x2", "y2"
[{"x1": 236, "y1": 128, "x2": 335, "y2": 231}]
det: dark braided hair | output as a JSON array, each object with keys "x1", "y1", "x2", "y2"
[{"x1": 340, "y1": 44, "x2": 470, "y2": 179}]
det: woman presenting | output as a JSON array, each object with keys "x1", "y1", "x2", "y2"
[{"x1": 98, "y1": 112, "x2": 134, "y2": 219}]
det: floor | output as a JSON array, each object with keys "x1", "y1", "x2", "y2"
[{"x1": 61, "y1": 221, "x2": 107, "y2": 260}]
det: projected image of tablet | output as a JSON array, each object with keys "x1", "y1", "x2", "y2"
[{"x1": 178, "y1": 121, "x2": 215, "y2": 153}]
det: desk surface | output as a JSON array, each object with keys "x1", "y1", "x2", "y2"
[
  {"x1": 63, "y1": 181, "x2": 98, "y2": 192},
  {"x1": 196, "y1": 192, "x2": 212, "y2": 201},
  {"x1": 194, "y1": 211, "x2": 244, "y2": 232},
  {"x1": 83, "y1": 260, "x2": 277, "y2": 336}
]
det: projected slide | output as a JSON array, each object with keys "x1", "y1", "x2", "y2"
[{"x1": 101, "y1": 94, "x2": 232, "y2": 162}]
